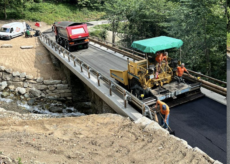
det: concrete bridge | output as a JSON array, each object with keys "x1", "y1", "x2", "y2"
[{"x1": 39, "y1": 31, "x2": 226, "y2": 163}]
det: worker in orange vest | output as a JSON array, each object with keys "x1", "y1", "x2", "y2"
[
  {"x1": 155, "y1": 100, "x2": 170, "y2": 129},
  {"x1": 175, "y1": 63, "x2": 191, "y2": 83},
  {"x1": 155, "y1": 51, "x2": 168, "y2": 78}
]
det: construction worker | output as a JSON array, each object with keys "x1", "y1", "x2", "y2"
[
  {"x1": 155, "y1": 51, "x2": 168, "y2": 78},
  {"x1": 155, "y1": 100, "x2": 170, "y2": 129},
  {"x1": 175, "y1": 63, "x2": 191, "y2": 83}
]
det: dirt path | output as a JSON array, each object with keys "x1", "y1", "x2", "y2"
[
  {"x1": 0, "y1": 108, "x2": 214, "y2": 164},
  {"x1": 0, "y1": 20, "x2": 65, "y2": 80}
]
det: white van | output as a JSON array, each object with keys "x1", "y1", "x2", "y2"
[{"x1": 0, "y1": 22, "x2": 26, "y2": 40}]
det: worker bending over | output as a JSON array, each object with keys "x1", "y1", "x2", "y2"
[
  {"x1": 155, "y1": 100, "x2": 170, "y2": 129},
  {"x1": 175, "y1": 63, "x2": 191, "y2": 83}
]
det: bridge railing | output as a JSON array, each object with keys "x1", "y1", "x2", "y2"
[{"x1": 39, "y1": 34, "x2": 153, "y2": 118}]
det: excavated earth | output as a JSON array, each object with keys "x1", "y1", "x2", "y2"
[{"x1": 0, "y1": 107, "x2": 215, "y2": 164}]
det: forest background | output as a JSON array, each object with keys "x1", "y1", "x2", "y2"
[{"x1": 0, "y1": 0, "x2": 227, "y2": 81}]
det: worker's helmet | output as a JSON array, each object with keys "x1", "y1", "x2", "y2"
[
  {"x1": 181, "y1": 63, "x2": 185, "y2": 66},
  {"x1": 162, "y1": 105, "x2": 166, "y2": 110}
]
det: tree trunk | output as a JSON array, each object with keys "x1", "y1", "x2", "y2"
[
  {"x1": 4, "y1": 0, "x2": 7, "y2": 19},
  {"x1": 112, "y1": 20, "x2": 115, "y2": 46}
]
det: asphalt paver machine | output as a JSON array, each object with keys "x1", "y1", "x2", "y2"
[{"x1": 110, "y1": 36, "x2": 203, "y2": 108}]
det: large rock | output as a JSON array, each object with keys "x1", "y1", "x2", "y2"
[
  {"x1": 48, "y1": 85, "x2": 56, "y2": 91},
  {"x1": 29, "y1": 88, "x2": 41, "y2": 97},
  {"x1": 26, "y1": 75, "x2": 33, "y2": 80},
  {"x1": 8, "y1": 85, "x2": 15, "y2": 91},
  {"x1": 16, "y1": 87, "x2": 26, "y2": 95},
  {"x1": 24, "y1": 82, "x2": 29, "y2": 88},
  {"x1": 56, "y1": 84, "x2": 68, "y2": 90},
  {"x1": 0, "y1": 81, "x2": 7, "y2": 91},
  {"x1": 36, "y1": 77, "x2": 43, "y2": 83},
  {"x1": 1, "y1": 91, "x2": 10, "y2": 98},
  {"x1": 28, "y1": 98, "x2": 35, "y2": 105},
  {"x1": 53, "y1": 89, "x2": 71, "y2": 93},
  {"x1": 60, "y1": 93, "x2": 72, "y2": 98},
  {"x1": 2, "y1": 72, "x2": 13, "y2": 81},
  {"x1": 0, "y1": 66, "x2": 5, "y2": 71},
  {"x1": 0, "y1": 72, "x2": 2, "y2": 78},
  {"x1": 49, "y1": 106, "x2": 63, "y2": 113},
  {"x1": 12, "y1": 76, "x2": 20, "y2": 82},
  {"x1": 12, "y1": 71, "x2": 20, "y2": 77},
  {"x1": 46, "y1": 93, "x2": 59, "y2": 99},
  {"x1": 5, "y1": 68, "x2": 12, "y2": 74},
  {"x1": 44, "y1": 80, "x2": 62, "y2": 85},
  {"x1": 20, "y1": 72, "x2": 26, "y2": 78},
  {"x1": 8, "y1": 81, "x2": 23, "y2": 88},
  {"x1": 34, "y1": 84, "x2": 48, "y2": 90}
]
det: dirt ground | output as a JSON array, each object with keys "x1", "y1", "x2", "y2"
[
  {"x1": 0, "y1": 108, "x2": 214, "y2": 164},
  {"x1": 0, "y1": 20, "x2": 65, "y2": 80}
]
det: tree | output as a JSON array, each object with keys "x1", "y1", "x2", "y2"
[
  {"x1": 104, "y1": 0, "x2": 129, "y2": 44},
  {"x1": 166, "y1": 0, "x2": 226, "y2": 80}
]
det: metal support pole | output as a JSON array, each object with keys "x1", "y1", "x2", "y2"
[
  {"x1": 68, "y1": 53, "x2": 70, "y2": 62},
  {"x1": 97, "y1": 74, "x2": 101, "y2": 86},
  {"x1": 88, "y1": 67, "x2": 91, "y2": 78},
  {"x1": 74, "y1": 59, "x2": 76, "y2": 67},
  {"x1": 124, "y1": 91, "x2": 127, "y2": 108}
]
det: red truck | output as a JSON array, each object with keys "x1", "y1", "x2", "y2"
[{"x1": 53, "y1": 21, "x2": 89, "y2": 51}]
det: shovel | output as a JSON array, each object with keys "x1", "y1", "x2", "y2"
[{"x1": 159, "y1": 113, "x2": 175, "y2": 135}]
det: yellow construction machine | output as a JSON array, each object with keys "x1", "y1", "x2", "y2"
[{"x1": 110, "y1": 36, "x2": 202, "y2": 105}]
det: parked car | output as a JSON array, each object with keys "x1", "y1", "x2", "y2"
[{"x1": 0, "y1": 22, "x2": 26, "y2": 40}]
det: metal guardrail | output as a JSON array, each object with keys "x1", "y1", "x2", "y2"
[{"x1": 39, "y1": 34, "x2": 152, "y2": 117}]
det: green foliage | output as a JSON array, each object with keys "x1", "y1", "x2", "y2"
[
  {"x1": 17, "y1": 157, "x2": 23, "y2": 164},
  {"x1": 227, "y1": 32, "x2": 230, "y2": 46},
  {"x1": 166, "y1": 0, "x2": 226, "y2": 80},
  {"x1": 0, "y1": 1, "x2": 105, "y2": 24}
]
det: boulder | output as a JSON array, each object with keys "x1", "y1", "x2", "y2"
[
  {"x1": 12, "y1": 71, "x2": 20, "y2": 77},
  {"x1": 26, "y1": 75, "x2": 33, "y2": 80},
  {"x1": 0, "y1": 72, "x2": 2, "y2": 78},
  {"x1": 56, "y1": 84, "x2": 68, "y2": 90},
  {"x1": 28, "y1": 98, "x2": 36, "y2": 105},
  {"x1": 16, "y1": 87, "x2": 26, "y2": 95},
  {"x1": 53, "y1": 89, "x2": 71, "y2": 93},
  {"x1": 49, "y1": 106, "x2": 63, "y2": 113},
  {"x1": 60, "y1": 93, "x2": 72, "y2": 98},
  {"x1": 0, "y1": 66, "x2": 5, "y2": 71},
  {"x1": 8, "y1": 81, "x2": 23, "y2": 88},
  {"x1": 48, "y1": 85, "x2": 56, "y2": 91},
  {"x1": 0, "y1": 81, "x2": 7, "y2": 91},
  {"x1": 8, "y1": 85, "x2": 15, "y2": 91},
  {"x1": 5, "y1": 68, "x2": 12, "y2": 74},
  {"x1": 2, "y1": 72, "x2": 13, "y2": 81},
  {"x1": 34, "y1": 84, "x2": 48, "y2": 90},
  {"x1": 44, "y1": 80, "x2": 62, "y2": 85},
  {"x1": 1, "y1": 91, "x2": 10, "y2": 98},
  {"x1": 20, "y1": 72, "x2": 26, "y2": 78},
  {"x1": 29, "y1": 88, "x2": 41, "y2": 97},
  {"x1": 36, "y1": 77, "x2": 43, "y2": 83},
  {"x1": 24, "y1": 82, "x2": 29, "y2": 88},
  {"x1": 12, "y1": 77, "x2": 20, "y2": 82}
]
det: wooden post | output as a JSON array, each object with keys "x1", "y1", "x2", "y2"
[
  {"x1": 97, "y1": 74, "x2": 100, "y2": 86},
  {"x1": 80, "y1": 62, "x2": 83, "y2": 72},
  {"x1": 124, "y1": 91, "x2": 126, "y2": 108},
  {"x1": 88, "y1": 67, "x2": 90, "y2": 78},
  {"x1": 109, "y1": 81, "x2": 112, "y2": 96},
  {"x1": 154, "y1": 111, "x2": 158, "y2": 123}
]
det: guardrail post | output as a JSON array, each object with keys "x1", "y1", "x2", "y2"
[
  {"x1": 88, "y1": 67, "x2": 91, "y2": 78},
  {"x1": 73, "y1": 57, "x2": 76, "y2": 67},
  {"x1": 63, "y1": 50, "x2": 65, "y2": 58},
  {"x1": 80, "y1": 61, "x2": 83, "y2": 72},
  {"x1": 142, "y1": 104, "x2": 146, "y2": 116},
  {"x1": 110, "y1": 81, "x2": 112, "y2": 96},
  {"x1": 67, "y1": 53, "x2": 70, "y2": 62},
  {"x1": 124, "y1": 90, "x2": 127, "y2": 108},
  {"x1": 97, "y1": 73, "x2": 101, "y2": 86}
]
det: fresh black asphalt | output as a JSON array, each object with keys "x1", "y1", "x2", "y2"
[{"x1": 169, "y1": 97, "x2": 226, "y2": 163}]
